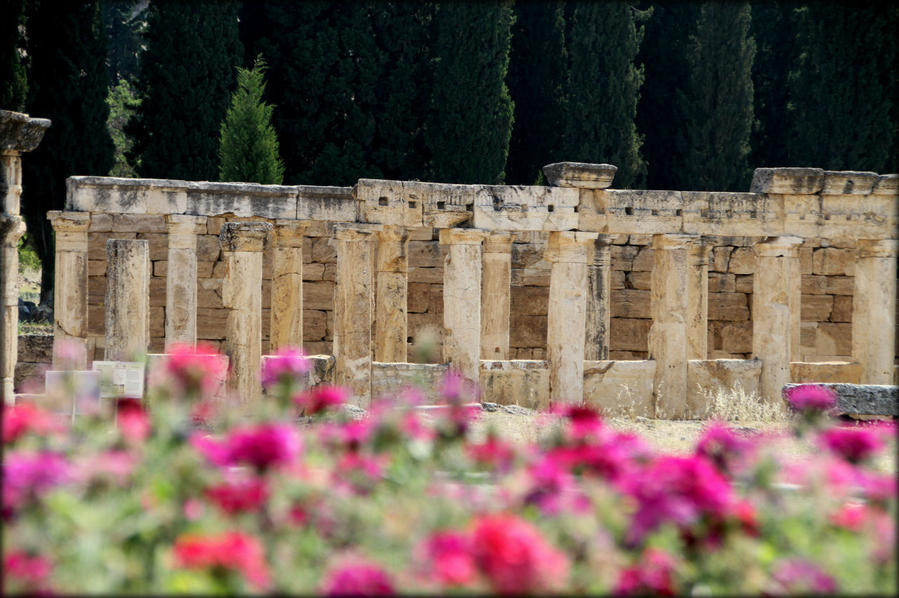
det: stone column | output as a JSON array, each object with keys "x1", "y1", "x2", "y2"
[
  {"x1": 545, "y1": 231, "x2": 597, "y2": 404},
  {"x1": 585, "y1": 235, "x2": 612, "y2": 361},
  {"x1": 852, "y1": 239, "x2": 898, "y2": 384},
  {"x1": 752, "y1": 236, "x2": 803, "y2": 402},
  {"x1": 220, "y1": 222, "x2": 271, "y2": 404},
  {"x1": 481, "y1": 232, "x2": 513, "y2": 360},
  {"x1": 686, "y1": 236, "x2": 714, "y2": 360},
  {"x1": 105, "y1": 240, "x2": 149, "y2": 361},
  {"x1": 1, "y1": 215, "x2": 26, "y2": 400},
  {"x1": 648, "y1": 234, "x2": 698, "y2": 418},
  {"x1": 334, "y1": 227, "x2": 375, "y2": 404},
  {"x1": 47, "y1": 211, "x2": 91, "y2": 370},
  {"x1": 270, "y1": 220, "x2": 308, "y2": 352},
  {"x1": 165, "y1": 214, "x2": 205, "y2": 348},
  {"x1": 439, "y1": 229, "x2": 487, "y2": 382},
  {"x1": 374, "y1": 225, "x2": 409, "y2": 362}
]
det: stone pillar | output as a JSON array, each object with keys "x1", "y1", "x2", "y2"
[
  {"x1": 105, "y1": 240, "x2": 149, "y2": 361},
  {"x1": 220, "y1": 222, "x2": 271, "y2": 403},
  {"x1": 165, "y1": 214, "x2": 205, "y2": 348},
  {"x1": 47, "y1": 211, "x2": 91, "y2": 370},
  {"x1": 545, "y1": 231, "x2": 597, "y2": 404},
  {"x1": 852, "y1": 239, "x2": 898, "y2": 384},
  {"x1": 439, "y1": 229, "x2": 487, "y2": 382},
  {"x1": 270, "y1": 220, "x2": 308, "y2": 352},
  {"x1": 481, "y1": 232, "x2": 512, "y2": 360},
  {"x1": 585, "y1": 235, "x2": 612, "y2": 361},
  {"x1": 648, "y1": 234, "x2": 698, "y2": 418},
  {"x1": 686, "y1": 236, "x2": 714, "y2": 360},
  {"x1": 374, "y1": 225, "x2": 409, "y2": 362},
  {"x1": 334, "y1": 227, "x2": 375, "y2": 404},
  {"x1": 752, "y1": 236, "x2": 803, "y2": 402},
  {"x1": 1, "y1": 215, "x2": 25, "y2": 400}
]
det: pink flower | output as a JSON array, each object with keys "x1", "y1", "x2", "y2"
[
  {"x1": 173, "y1": 531, "x2": 270, "y2": 589},
  {"x1": 467, "y1": 436, "x2": 516, "y2": 471},
  {"x1": 830, "y1": 502, "x2": 867, "y2": 531},
  {"x1": 784, "y1": 384, "x2": 837, "y2": 412},
  {"x1": 115, "y1": 398, "x2": 150, "y2": 442},
  {"x1": 165, "y1": 342, "x2": 228, "y2": 397},
  {"x1": 696, "y1": 421, "x2": 750, "y2": 473},
  {"x1": 205, "y1": 475, "x2": 268, "y2": 515},
  {"x1": 261, "y1": 347, "x2": 310, "y2": 389},
  {"x1": 321, "y1": 559, "x2": 395, "y2": 596},
  {"x1": 471, "y1": 514, "x2": 569, "y2": 594},
  {"x1": 421, "y1": 531, "x2": 477, "y2": 587},
  {"x1": 3, "y1": 451, "x2": 70, "y2": 513},
  {"x1": 554, "y1": 404, "x2": 605, "y2": 439},
  {"x1": 3, "y1": 403, "x2": 64, "y2": 444},
  {"x1": 614, "y1": 548, "x2": 678, "y2": 596},
  {"x1": 295, "y1": 385, "x2": 346, "y2": 415},
  {"x1": 4, "y1": 551, "x2": 52, "y2": 592},
  {"x1": 192, "y1": 423, "x2": 301, "y2": 471},
  {"x1": 74, "y1": 450, "x2": 137, "y2": 485},
  {"x1": 770, "y1": 558, "x2": 837, "y2": 593},
  {"x1": 818, "y1": 426, "x2": 884, "y2": 463}
]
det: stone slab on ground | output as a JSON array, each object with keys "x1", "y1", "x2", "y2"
[{"x1": 783, "y1": 383, "x2": 898, "y2": 416}]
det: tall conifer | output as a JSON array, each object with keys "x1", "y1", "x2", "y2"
[
  {"x1": 127, "y1": 1, "x2": 242, "y2": 180},
  {"x1": 674, "y1": 2, "x2": 755, "y2": 191},
  {"x1": 561, "y1": 2, "x2": 646, "y2": 188},
  {"x1": 21, "y1": 0, "x2": 114, "y2": 303},
  {"x1": 505, "y1": 1, "x2": 567, "y2": 185},
  {"x1": 0, "y1": 0, "x2": 27, "y2": 110},
  {"x1": 425, "y1": 2, "x2": 514, "y2": 184}
]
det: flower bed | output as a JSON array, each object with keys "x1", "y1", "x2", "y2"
[{"x1": 3, "y1": 347, "x2": 896, "y2": 595}]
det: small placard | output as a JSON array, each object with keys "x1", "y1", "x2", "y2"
[{"x1": 92, "y1": 361, "x2": 146, "y2": 399}]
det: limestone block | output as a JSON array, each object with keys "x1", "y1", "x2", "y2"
[
  {"x1": 819, "y1": 194, "x2": 897, "y2": 242},
  {"x1": 479, "y1": 360, "x2": 549, "y2": 409},
  {"x1": 104, "y1": 240, "x2": 150, "y2": 361},
  {"x1": 408, "y1": 283, "x2": 430, "y2": 313},
  {"x1": 88, "y1": 213, "x2": 112, "y2": 232},
  {"x1": 303, "y1": 281, "x2": 335, "y2": 310},
  {"x1": 611, "y1": 245, "x2": 639, "y2": 270},
  {"x1": 302, "y1": 309, "x2": 328, "y2": 341},
  {"x1": 782, "y1": 194, "x2": 823, "y2": 238},
  {"x1": 831, "y1": 295, "x2": 852, "y2": 322},
  {"x1": 826, "y1": 276, "x2": 854, "y2": 296},
  {"x1": 611, "y1": 289, "x2": 650, "y2": 318},
  {"x1": 0, "y1": 109, "x2": 50, "y2": 154},
  {"x1": 610, "y1": 270, "x2": 625, "y2": 289},
  {"x1": 790, "y1": 362, "x2": 862, "y2": 384},
  {"x1": 355, "y1": 179, "x2": 423, "y2": 227},
  {"x1": 610, "y1": 318, "x2": 650, "y2": 352},
  {"x1": 602, "y1": 190, "x2": 683, "y2": 235},
  {"x1": 473, "y1": 185, "x2": 578, "y2": 231},
  {"x1": 511, "y1": 241, "x2": 547, "y2": 269},
  {"x1": 682, "y1": 192, "x2": 779, "y2": 237},
  {"x1": 408, "y1": 266, "x2": 444, "y2": 284},
  {"x1": 727, "y1": 247, "x2": 755, "y2": 274},
  {"x1": 735, "y1": 275, "x2": 753, "y2": 293},
  {"x1": 576, "y1": 190, "x2": 608, "y2": 231},
  {"x1": 66, "y1": 176, "x2": 190, "y2": 214},
  {"x1": 542, "y1": 162, "x2": 617, "y2": 188},
  {"x1": 708, "y1": 273, "x2": 735, "y2": 293},
  {"x1": 408, "y1": 240, "x2": 445, "y2": 268},
  {"x1": 372, "y1": 362, "x2": 449, "y2": 403},
  {"x1": 708, "y1": 292, "x2": 749, "y2": 321},
  {"x1": 718, "y1": 321, "x2": 753, "y2": 354},
  {"x1": 312, "y1": 237, "x2": 338, "y2": 262},
  {"x1": 821, "y1": 170, "x2": 878, "y2": 195},
  {"x1": 609, "y1": 350, "x2": 648, "y2": 360},
  {"x1": 187, "y1": 182, "x2": 297, "y2": 219},
  {"x1": 296, "y1": 186, "x2": 356, "y2": 221},
  {"x1": 815, "y1": 322, "x2": 851, "y2": 357},
  {"x1": 801, "y1": 294, "x2": 833, "y2": 321},
  {"x1": 871, "y1": 174, "x2": 898, "y2": 195},
  {"x1": 813, "y1": 247, "x2": 854, "y2": 275},
  {"x1": 197, "y1": 235, "x2": 222, "y2": 262},
  {"x1": 625, "y1": 271, "x2": 651, "y2": 290},
  {"x1": 801, "y1": 274, "x2": 827, "y2": 294},
  {"x1": 302, "y1": 262, "x2": 325, "y2": 281},
  {"x1": 583, "y1": 360, "x2": 655, "y2": 417},
  {"x1": 750, "y1": 167, "x2": 824, "y2": 194},
  {"x1": 510, "y1": 314, "x2": 546, "y2": 348},
  {"x1": 686, "y1": 359, "x2": 762, "y2": 418},
  {"x1": 782, "y1": 383, "x2": 897, "y2": 416},
  {"x1": 510, "y1": 286, "x2": 548, "y2": 316},
  {"x1": 799, "y1": 246, "x2": 813, "y2": 272},
  {"x1": 710, "y1": 246, "x2": 732, "y2": 272}
]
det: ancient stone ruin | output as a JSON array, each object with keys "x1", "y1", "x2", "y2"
[{"x1": 2, "y1": 111, "x2": 897, "y2": 417}]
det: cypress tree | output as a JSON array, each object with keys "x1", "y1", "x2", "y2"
[
  {"x1": 102, "y1": 0, "x2": 145, "y2": 83},
  {"x1": 0, "y1": 0, "x2": 27, "y2": 110},
  {"x1": 218, "y1": 57, "x2": 284, "y2": 184},
  {"x1": 21, "y1": 0, "x2": 114, "y2": 304},
  {"x1": 674, "y1": 2, "x2": 755, "y2": 191},
  {"x1": 505, "y1": 1, "x2": 567, "y2": 185},
  {"x1": 635, "y1": 2, "x2": 698, "y2": 189},
  {"x1": 127, "y1": 1, "x2": 242, "y2": 180},
  {"x1": 240, "y1": 2, "x2": 383, "y2": 185},
  {"x1": 787, "y1": 2, "x2": 897, "y2": 172},
  {"x1": 561, "y1": 2, "x2": 646, "y2": 188},
  {"x1": 750, "y1": 1, "x2": 797, "y2": 169},
  {"x1": 425, "y1": 2, "x2": 514, "y2": 184}
]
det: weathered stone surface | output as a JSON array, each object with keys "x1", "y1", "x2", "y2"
[
  {"x1": 356, "y1": 179, "x2": 422, "y2": 227},
  {"x1": 790, "y1": 362, "x2": 861, "y2": 384},
  {"x1": 0, "y1": 109, "x2": 51, "y2": 153},
  {"x1": 334, "y1": 228, "x2": 375, "y2": 404},
  {"x1": 801, "y1": 274, "x2": 827, "y2": 295},
  {"x1": 821, "y1": 171, "x2": 878, "y2": 195},
  {"x1": 270, "y1": 221, "x2": 307, "y2": 352},
  {"x1": 296, "y1": 186, "x2": 355, "y2": 221},
  {"x1": 374, "y1": 226, "x2": 409, "y2": 362},
  {"x1": 610, "y1": 318, "x2": 650, "y2": 352},
  {"x1": 709, "y1": 273, "x2": 735, "y2": 293},
  {"x1": 583, "y1": 360, "x2": 655, "y2": 417},
  {"x1": 480, "y1": 360, "x2": 549, "y2": 409},
  {"x1": 800, "y1": 294, "x2": 833, "y2": 321},
  {"x1": 727, "y1": 247, "x2": 756, "y2": 274},
  {"x1": 481, "y1": 233, "x2": 512, "y2": 360},
  {"x1": 783, "y1": 383, "x2": 898, "y2": 416},
  {"x1": 812, "y1": 247, "x2": 855, "y2": 275},
  {"x1": 48, "y1": 211, "x2": 91, "y2": 370},
  {"x1": 831, "y1": 295, "x2": 852, "y2": 322},
  {"x1": 602, "y1": 190, "x2": 684, "y2": 235},
  {"x1": 750, "y1": 167, "x2": 824, "y2": 195},
  {"x1": 682, "y1": 192, "x2": 779, "y2": 237},
  {"x1": 440, "y1": 229, "x2": 486, "y2": 380},
  {"x1": 372, "y1": 362, "x2": 448, "y2": 402},
  {"x1": 473, "y1": 185, "x2": 579, "y2": 231},
  {"x1": 542, "y1": 162, "x2": 617, "y2": 189},
  {"x1": 871, "y1": 174, "x2": 898, "y2": 195},
  {"x1": 104, "y1": 240, "x2": 149, "y2": 361},
  {"x1": 852, "y1": 239, "x2": 897, "y2": 384},
  {"x1": 611, "y1": 289, "x2": 650, "y2": 318},
  {"x1": 686, "y1": 359, "x2": 762, "y2": 418},
  {"x1": 826, "y1": 276, "x2": 854, "y2": 296},
  {"x1": 585, "y1": 237, "x2": 612, "y2": 360}
]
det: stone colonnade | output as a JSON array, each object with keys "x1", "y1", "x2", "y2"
[{"x1": 1, "y1": 110, "x2": 49, "y2": 402}]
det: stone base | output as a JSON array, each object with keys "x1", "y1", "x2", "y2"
[
  {"x1": 686, "y1": 359, "x2": 762, "y2": 418},
  {"x1": 372, "y1": 361, "x2": 448, "y2": 402},
  {"x1": 583, "y1": 360, "x2": 655, "y2": 417},
  {"x1": 790, "y1": 361, "x2": 862, "y2": 384},
  {"x1": 479, "y1": 360, "x2": 549, "y2": 410}
]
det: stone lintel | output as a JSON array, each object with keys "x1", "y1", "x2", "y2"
[
  {"x1": 335, "y1": 224, "x2": 378, "y2": 242},
  {"x1": 652, "y1": 232, "x2": 698, "y2": 251},
  {"x1": 821, "y1": 170, "x2": 879, "y2": 195},
  {"x1": 857, "y1": 238, "x2": 898, "y2": 259},
  {"x1": 545, "y1": 231, "x2": 598, "y2": 263},
  {"x1": 165, "y1": 213, "x2": 206, "y2": 231},
  {"x1": 871, "y1": 174, "x2": 898, "y2": 195},
  {"x1": 0, "y1": 109, "x2": 51, "y2": 153},
  {"x1": 543, "y1": 162, "x2": 617, "y2": 189},
  {"x1": 753, "y1": 235, "x2": 803, "y2": 257},
  {"x1": 219, "y1": 221, "x2": 272, "y2": 252},
  {"x1": 482, "y1": 232, "x2": 513, "y2": 254},
  {"x1": 271, "y1": 219, "x2": 309, "y2": 247},
  {"x1": 750, "y1": 167, "x2": 825, "y2": 195},
  {"x1": 47, "y1": 210, "x2": 90, "y2": 231},
  {"x1": 439, "y1": 228, "x2": 488, "y2": 246}
]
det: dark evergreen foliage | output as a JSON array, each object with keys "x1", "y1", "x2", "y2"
[
  {"x1": 674, "y1": 2, "x2": 755, "y2": 191},
  {"x1": 787, "y1": 1, "x2": 897, "y2": 172},
  {"x1": 102, "y1": 0, "x2": 146, "y2": 83},
  {"x1": 126, "y1": 1, "x2": 242, "y2": 180},
  {"x1": 505, "y1": 1, "x2": 567, "y2": 185},
  {"x1": 425, "y1": 2, "x2": 515, "y2": 184},
  {"x1": 561, "y1": 1, "x2": 646, "y2": 188},
  {"x1": 0, "y1": 0, "x2": 27, "y2": 110},
  {"x1": 21, "y1": 0, "x2": 114, "y2": 304}
]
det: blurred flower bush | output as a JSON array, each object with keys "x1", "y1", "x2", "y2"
[{"x1": 3, "y1": 346, "x2": 896, "y2": 595}]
